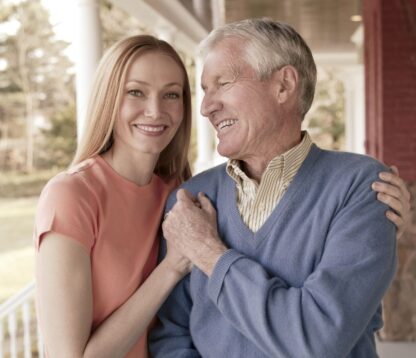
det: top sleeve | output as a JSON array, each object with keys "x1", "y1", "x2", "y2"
[{"x1": 34, "y1": 173, "x2": 97, "y2": 253}]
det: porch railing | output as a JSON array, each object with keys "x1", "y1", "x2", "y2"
[{"x1": 0, "y1": 281, "x2": 44, "y2": 358}]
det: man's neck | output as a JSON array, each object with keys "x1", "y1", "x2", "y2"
[{"x1": 241, "y1": 131, "x2": 303, "y2": 183}]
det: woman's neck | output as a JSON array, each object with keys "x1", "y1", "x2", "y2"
[{"x1": 101, "y1": 147, "x2": 158, "y2": 186}]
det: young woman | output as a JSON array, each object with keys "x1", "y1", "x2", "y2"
[{"x1": 35, "y1": 35, "x2": 192, "y2": 357}]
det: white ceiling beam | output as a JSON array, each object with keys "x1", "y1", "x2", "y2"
[
  {"x1": 110, "y1": 0, "x2": 208, "y2": 56},
  {"x1": 142, "y1": 0, "x2": 208, "y2": 42}
]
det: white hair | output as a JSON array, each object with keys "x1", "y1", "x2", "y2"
[{"x1": 198, "y1": 18, "x2": 317, "y2": 118}]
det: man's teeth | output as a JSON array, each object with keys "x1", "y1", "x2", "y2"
[
  {"x1": 134, "y1": 124, "x2": 165, "y2": 132},
  {"x1": 217, "y1": 119, "x2": 236, "y2": 130}
]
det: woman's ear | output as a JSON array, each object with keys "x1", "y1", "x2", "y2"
[{"x1": 272, "y1": 65, "x2": 299, "y2": 104}]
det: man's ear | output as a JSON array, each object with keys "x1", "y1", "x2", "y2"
[{"x1": 272, "y1": 65, "x2": 299, "y2": 104}]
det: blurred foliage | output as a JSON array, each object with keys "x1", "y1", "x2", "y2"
[
  {"x1": 37, "y1": 105, "x2": 77, "y2": 169},
  {"x1": 0, "y1": 0, "x2": 75, "y2": 173},
  {"x1": 304, "y1": 68, "x2": 346, "y2": 150},
  {"x1": 0, "y1": 168, "x2": 60, "y2": 197},
  {"x1": 99, "y1": 0, "x2": 146, "y2": 49}
]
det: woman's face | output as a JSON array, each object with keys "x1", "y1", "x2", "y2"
[{"x1": 113, "y1": 51, "x2": 185, "y2": 159}]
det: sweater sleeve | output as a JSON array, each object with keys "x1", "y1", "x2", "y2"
[
  {"x1": 206, "y1": 166, "x2": 397, "y2": 357},
  {"x1": 149, "y1": 238, "x2": 201, "y2": 357}
]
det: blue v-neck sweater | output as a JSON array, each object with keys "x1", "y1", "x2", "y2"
[{"x1": 150, "y1": 145, "x2": 397, "y2": 358}]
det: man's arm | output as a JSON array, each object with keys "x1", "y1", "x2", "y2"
[{"x1": 163, "y1": 170, "x2": 396, "y2": 357}]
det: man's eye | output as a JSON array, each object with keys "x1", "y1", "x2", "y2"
[
  {"x1": 164, "y1": 92, "x2": 180, "y2": 99},
  {"x1": 127, "y1": 89, "x2": 143, "y2": 97},
  {"x1": 219, "y1": 82, "x2": 230, "y2": 87}
]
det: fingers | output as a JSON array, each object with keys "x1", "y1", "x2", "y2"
[
  {"x1": 385, "y1": 210, "x2": 404, "y2": 238},
  {"x1": 390, "y1": 165, "x2": 399, "y2": 175},
  {"x1": 177, "y1": 189, "x2": 195, "y2": 202},
  {"x1": 378, "y1": 171, "x2": 403, "y2": 189},
  {"x1": 197, "y1": 192, "x2": 216, "y2": 215},
  {"x1": 374, "y1": 171, "x2": 411, "y2": 207},
  {"x1": 174, "y1": 190, "x2": 215, "y2": 218},
  {"x1": 376, "y1": 192, "x2": 403, "y2": 214},
  {"x1": 177, "y1": 189, "x2": 202, "y2": 207},
  {"x1": 372, "y1": 182, "x2": 401, "y2": 200},
  {"x1": 375, "y1": 166, "x2": 412, "y2": 239},
  {"x1": 378, "y1": 170, "x2": 411, "y2": 201}
]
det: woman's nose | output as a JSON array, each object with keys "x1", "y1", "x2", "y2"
[{"x1": 144, "y1": 97, "x2": 162, "y2": 119}]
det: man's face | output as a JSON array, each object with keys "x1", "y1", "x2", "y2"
[{"x1": 200, "y1": 38, "x2": 284, "y2": 163}]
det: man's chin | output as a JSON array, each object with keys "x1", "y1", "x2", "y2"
[{"x1": 217, "y1": 144, "x2": 237, "y2": 160}]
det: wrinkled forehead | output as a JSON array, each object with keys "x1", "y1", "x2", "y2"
[{"x1": 201, "y1": 37, "x2": 252, "y2": 79}]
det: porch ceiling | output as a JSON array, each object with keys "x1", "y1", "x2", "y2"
[{"x1": 223, "y1": 0, "x2": 363, "y2": 53}]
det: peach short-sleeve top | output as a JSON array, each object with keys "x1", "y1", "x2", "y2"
[{"x1": 34, "y1": 155, "x2": 176, "y2": 357}]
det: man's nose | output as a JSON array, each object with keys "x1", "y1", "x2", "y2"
[
  {"x1": 200, "y1": 91, "x2": 221, "y2": 118},
  {"x1": 144, "y1": 97, "x2": 163, "y2": 119}
]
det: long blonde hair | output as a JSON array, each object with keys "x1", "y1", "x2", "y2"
[{"x1": 72, "y1": 35, "x2": 192, "y2": 182}]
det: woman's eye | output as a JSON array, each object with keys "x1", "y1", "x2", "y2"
[
  {"x1": 164, "y1": 92, "x2": 180, "y2": 99},
  {"x1": 219, "y1": 82, "x2": 230, "y2": 87},
  {"x1": 127, "y1": 89, "x2": 143, "y2": 97}
]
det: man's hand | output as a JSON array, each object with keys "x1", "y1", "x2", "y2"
[
  {"x1": 162, "y1": 189, "x2": 228, "y2": 276},
  {"x1": 372, "y1": 165, "x2": 412, "y2": 238}
]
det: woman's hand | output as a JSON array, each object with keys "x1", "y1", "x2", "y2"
[
  {"x1": 163, "y1": 237, "x2": 193, "y2": 279},
  {"x1": 373, "y1": 165, "x2": 412, "y2": 238}
]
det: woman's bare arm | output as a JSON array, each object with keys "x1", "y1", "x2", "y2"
[{"x1": 37, "y1": 232, "x2": 190, "y2": 358}]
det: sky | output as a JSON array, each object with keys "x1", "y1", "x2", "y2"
[
  {"x1": 41, "y1": 0, "x2": 77, "y2": 60},
  {"x1": 0, "y1": 0, "x2": 77, "y2": 61}
]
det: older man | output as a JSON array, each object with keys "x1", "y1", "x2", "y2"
[{"x1": 150, "y1": 19, "x2": 409, "y2": 357}]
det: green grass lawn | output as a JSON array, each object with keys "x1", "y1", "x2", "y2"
[{"x1": 0, "y1": 197, "x2": 38, "y2": 303}]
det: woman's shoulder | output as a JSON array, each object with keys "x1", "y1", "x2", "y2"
[
  {"x1": 35, "y1": 158, "x2": 100, "y2": 252},
  {"x1": 41, "y1": 157, "x2": 100, "y2": 200}
]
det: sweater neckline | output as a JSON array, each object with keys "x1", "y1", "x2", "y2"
[{"x1": 224, "y1": 144, "x2": 322, "y2": 247}]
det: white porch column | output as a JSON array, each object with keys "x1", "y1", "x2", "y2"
[
  {"x1": 343, "y1": 24, "x2": 365, "y2": 154},
  {"x1": 342, "y1": 65, "x2": 365, "y2": 154},
  {"x1": 209, "y1": 0, "x2": 227, "y2": 167},
  {"x1": 74, "y1": 0, "x2": 102, "y2": 143},
  {"x1": 194, "y1": 56, "x2": 216, "y2": 173}
]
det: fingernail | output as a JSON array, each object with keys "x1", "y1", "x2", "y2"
[
  {"x1": 379, "y1": 172, "x2": 388, "y2": 180},
  {"x1": 372, "y1": 182, "x2": 378, "y2": 190}
]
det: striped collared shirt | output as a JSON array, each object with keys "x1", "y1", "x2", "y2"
[{"x1": 226, "y1": 131, "x2": 313, "y2": 232}]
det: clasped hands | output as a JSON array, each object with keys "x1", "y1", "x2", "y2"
[{"x1": 162, "y1": 189, "x2": 227, "y2": 276}]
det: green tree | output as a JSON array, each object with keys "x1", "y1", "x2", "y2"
[
  {"x1": 99, "y1": 0, "x2": 146, "y2": 49},
  {"x1": 0, "y1": 0, "x2": 74, "y2": 172},
  {"x1": 305, "y1": 69, "x2": 345, "y2": 150},
  {"x1": 38, "y1": 105, "x2": 77, "y2": 169}
]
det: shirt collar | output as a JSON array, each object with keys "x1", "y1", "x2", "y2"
[{"x1": 226, "y1": 130, "x2": 313, "y2": 185}]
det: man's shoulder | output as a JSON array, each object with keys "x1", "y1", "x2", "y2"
[
  {"x1": 315, "y1": 147, "x2": 388, "y2": 178},
  {"x1": 186, "y1": 163, "x2": 228, "y2": 187},
  {"x1": 166, "y1": 163, "x2": 228, "y2": 208}
]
